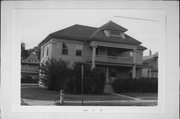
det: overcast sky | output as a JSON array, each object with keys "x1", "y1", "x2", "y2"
[{"x1": 15, "y1": 9, "x2": 162, "y2": 56}]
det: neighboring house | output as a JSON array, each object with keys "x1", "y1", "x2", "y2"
[
  {"x1": 21, "y1": 52, "x2": 39, "y2": 82},
  {"x1": 142, "y1": 52, "x2": 158, "y2": 78},
  {"x1": 39, "y1": 21, "x2": 147, "y2": 93}
]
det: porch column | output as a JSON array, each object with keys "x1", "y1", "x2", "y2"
[
  {"x1": 132, "y1": 65, "x2": 136, "y2": 79},
  {"x1": 149, "y1": 69, "x2": 152, "y2": 78},
  {"x1": 105, "y1": 67, "x2": 110, "y2": 83},
  {"x1": 132, "y1": 49, "x2": 136, "y2": 79},
  {"x1": 91, "y1": 45, "x2": 97, "y2": 70}
]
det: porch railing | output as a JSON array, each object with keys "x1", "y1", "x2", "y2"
[{"x1": 93, "y1": 55, "x2": 133, "y2": 64}]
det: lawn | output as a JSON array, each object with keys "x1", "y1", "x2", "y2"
[
  {"x1": 21, "y1": 84, "x2": 132, "y2": 101},
  {"x1": 21, "y1": 84, "x2": 157, "y2": 106}
]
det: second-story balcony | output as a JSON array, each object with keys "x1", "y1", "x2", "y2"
[{"x1": 88, "y1": 55, "x2": 133, "y2": 65}]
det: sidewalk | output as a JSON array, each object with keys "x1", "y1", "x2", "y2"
[{"x1": 22, "y1": 98, "x2": 157, "y2": 106}]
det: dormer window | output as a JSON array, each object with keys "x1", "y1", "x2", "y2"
[
  {"x1": 104, "y1": 29, "x2": 125, "y2": 39},
  {"x1": 120, "y1": 33, "x2": 125, "y2": 39},
  {"x1": 103, "y1": 30, "x2": 110, "y2": 37},
  {"x1": 110, "y1": 30, "x2": 120, "y2": 36}
]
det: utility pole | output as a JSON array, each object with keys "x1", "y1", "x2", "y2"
[{"x1": 81, "y1": 64, "x2": 84, "y2": 105}]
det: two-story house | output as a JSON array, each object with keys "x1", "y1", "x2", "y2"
[
  {"x1": 39, "y1": 21, "x2": 146, "y2": 93},
  {"x1": 21, "y1": 52, "x2": 39, "y2": 82},
  {"x1": 142, "y1": 52, "x2": 158, "y2": 78}
]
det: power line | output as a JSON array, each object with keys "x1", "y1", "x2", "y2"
[{"x1": 114, "y1": 16, "x2": 158, "y2": 22}]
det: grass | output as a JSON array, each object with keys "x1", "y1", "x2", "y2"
[
  {"x1": 21, "y1": 84, "x2": 157, "y2": 106},
  {"x1": 21, "y1": 84, "x2": 132, "y2": 101}
]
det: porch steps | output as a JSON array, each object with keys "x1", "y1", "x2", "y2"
[{"x1": 104, "y1": 84, "x2": 114, "y2": 93}]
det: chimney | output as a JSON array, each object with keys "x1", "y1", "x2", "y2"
[{"x1": 149, "y1": 50, "x2": 152, "y2": 56}]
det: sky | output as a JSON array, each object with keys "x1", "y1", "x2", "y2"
[{"x1": 15, "y1": 9, "x2": 162, "y2": 56}]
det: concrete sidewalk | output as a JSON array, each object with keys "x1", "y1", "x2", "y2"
[{"x1": 22, "y1": 98, "x2": 157, "y2": 106}]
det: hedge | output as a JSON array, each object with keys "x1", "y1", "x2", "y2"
[
  {"x1": 21, "y1": 75, "x2": 38, "y2": 83},
  {"x1": 112, "y1": 78, "x2": 158, "y2": 93},
  {"x1": 64, "y1": 63, "x2": 105, "y2": 94},
  {"x1": 39, "y1": 59, "x2": 72, "y2": 91}
]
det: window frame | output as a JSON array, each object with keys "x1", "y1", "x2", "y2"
[
  {"x1": 75, "y1": 49, "x2": 82, "y2": 56},
  {"x1": 75, "y1": 45, "x2": 83, "y2": 56},
  {"x1": 62, "y1": 43, "x2": 68, "y2": 55}
]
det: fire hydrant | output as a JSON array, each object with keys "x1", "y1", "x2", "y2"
[{"x1": 60, "y1": 89, "x2": 64, "y2": 104}]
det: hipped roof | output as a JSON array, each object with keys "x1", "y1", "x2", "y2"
[{"x1": 39, "y1": 21, "x2": 144, "y2": 48}]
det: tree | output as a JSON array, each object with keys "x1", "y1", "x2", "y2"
[
  {"x1": 39, "y1": 59, "x2": 72, "y2": 91},
  {"x1": 21, "y1": 43, "x2": 29, "y2": 60}
]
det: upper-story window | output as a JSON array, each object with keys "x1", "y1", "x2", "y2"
[
  {"x1": 62, "y1": 43, "x2": 68, "y2": 55},
  {"x1": 104, "y1": 30, "x2": 110, "y2": 37},
  {"x1": 130, "y1": 51, "x2": 134, "y2": 57},
  {"x1": 120, "y1": 33, "x2": 125, "y2": 39},
  {"x1": 110, "y1": 30, "x2": 120, "y2": 36},
  {"x1": 75, "y1": 45, "x2": 82, "y2": 56}
]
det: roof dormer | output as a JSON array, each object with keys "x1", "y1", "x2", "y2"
[
  {"x1": 103, "y1": 29, "x2": 126, "y2": 39},
  {"x1": 100, "y1": 21, "x2": 127, "y2": 39},
  {"x1": 100, "y1": 21, "x2": 127, "y2": 32}
]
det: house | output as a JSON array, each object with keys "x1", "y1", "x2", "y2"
[
  {"x1": 39, "y1": 21, "x2": 147, "y2": 93},
  {"x1": 21, "y1": 52, "x2": 39, "y2": 82},
  {"x1": 142, "y1": 52, "x2": 158, "y2": 78}
]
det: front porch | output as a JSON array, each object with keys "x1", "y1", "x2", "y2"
[
  {"x1": 88, "y1": 41, "x2": 138, "y2": 79},
  {"x1": 94, "y1": 65, "x2": 142, "y2": 93}
]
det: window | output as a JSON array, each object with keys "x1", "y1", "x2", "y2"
[
  {"x1": 76, "y1": 50, "x2": 82, "y2": 56},
  {"x1": 130, "y1": 51, "x2": 134, "y2": 57},
  {"x1": 103, "y1": 29, "x2": 126, "y2": 39},
  {"x1": 104, "y1": 30, "x2": 110, "y2": 37},
  {"x1": 62, "y1": 43, "x2": 68, "y2": 55},
  {"x1": 110, "y1": 30, "x2": 120, "y2": 35},
  {"x1": 120, "y1": 33, "x2": 125, "y2": 39},
  {"x1": 75, "y1": 45, "x2": 82, "y2": 56}
]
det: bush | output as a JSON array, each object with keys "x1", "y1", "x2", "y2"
[
  {"x1": 21, "y1": 75, "x2": 38, "y2": 83},
  {"x1": 64, "y1": 63, "x2": 105, "y2": 94},
  {"x1": 40, "y1": 60, "x2": 105, "y2": 94},
  {"x1": 39, "y1": 59, "x2": 72, "y2": 91},
  {"x1": 112, "y1": 78, "x2": 158, "y2": 93}
]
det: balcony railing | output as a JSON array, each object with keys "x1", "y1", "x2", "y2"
[{"x1": 91, "y1": 55, "x2": 133, "y2": 64}]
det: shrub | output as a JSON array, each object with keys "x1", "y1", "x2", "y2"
[
  {"x1": 39, "y1": 59, "x2": 72, "y2": 91},
  {"x1": 40, "y1": 60, "x2": 105, "y2": 94},
  {"x1": 21, "y1": 75, "x2": 38, "y2": 83},
  {"x1": 112, "y1": 78, "x2": 158, "y2": 93},
  {"x1": 64, "y1": 63, "x2": 105, "y2": 94}
]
